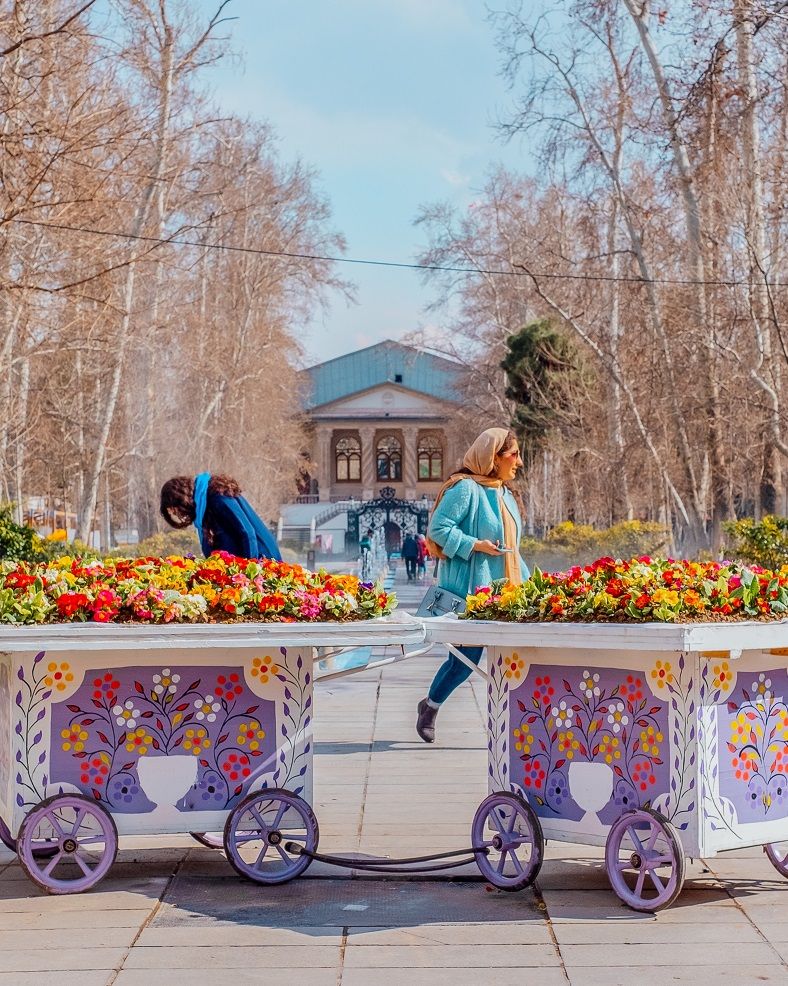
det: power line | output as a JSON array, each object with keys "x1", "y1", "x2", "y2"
[{"x1": 7, "y1": 217, "x2": 782, "y2": 290}]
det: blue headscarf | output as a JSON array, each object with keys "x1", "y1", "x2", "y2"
[{"x1": 193, "y1": 472, "x2": 211, "y2": 555}]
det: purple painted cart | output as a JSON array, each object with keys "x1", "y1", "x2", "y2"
[
  {"x1": 0, "y1": 617, "x2": 424, "y2": 894},
  {"x1": 426, "y1": 616, "x2": 788, "y2": 910}
]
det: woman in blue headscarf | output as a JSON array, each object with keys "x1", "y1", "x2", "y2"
[{"x1": 159, "y1": 473, "x2": 281, "y2": 560}]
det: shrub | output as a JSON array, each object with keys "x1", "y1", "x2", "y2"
[
  {"x1": 0, "y1": 505, "x2": 43, "y2": 561},
  {"x1": 521, "y1": 520, "x2": 670, "y2": 571},
  {"x1": 723, "y1": 516, "x2": 788, "y2": 569}
]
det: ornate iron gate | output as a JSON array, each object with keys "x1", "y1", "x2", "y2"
[{"x1": 346, "y1": 486, "x2": 429, "y2": 554}]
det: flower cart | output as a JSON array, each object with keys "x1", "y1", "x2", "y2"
[
  {"x1": 426, "y1": 613, "x2": 788, "y2": 910},
  {"x1": 0, "y1": 615, "x2": 424, "y2": 894}
]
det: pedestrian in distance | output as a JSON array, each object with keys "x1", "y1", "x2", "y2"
[
  {"x1": 160, "y1": 473, "x2": 282, "y2": 561},
  {"x1": 401, "y1": 533, "x2": 419, "y2": 581},
  {"x1": 415, "y1": 533, "x2": 429, "y2": 581},
  {"x1": 416, "y1": 428, "x2": 529, "y2": 743}
]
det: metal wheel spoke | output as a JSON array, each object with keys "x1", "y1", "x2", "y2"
[
  {"x1": 76, "y1": 835, "x2": 106, "y2": 847},
  {"x1": 495, "y1": 852, "x2": 507, "y2": 874},
  {"x1": 627, "y1": 826, "x2": 645, "y2": 854},
  {"x1": 233, "y1": 833, "x2": 265, "y2": 845},
  {"x1": 508, "y1": 850, "x2": 524, "y2": 875},
  {"x1": 276, "y1": 845, "x2": 291, "y2": 864},
  {"x1": 654, "y1": 853, "x2": 674, "y2": 866},
  {"x1": 272, "y1": 803, "x2": 287, "y2": 829},
  {"x1": 70, "y1": 808, "x2": 87, "y2": 836},
  {"x1": 249, "y1": 806, "x2": 270, "y2": 832},
  {"x1": 252, "y1": 844, "x2": 269, "y2": 869},
  {"x1": 649, "y1": 868, "x2": 666, "y2": 893},
  {"x1": 74, "y1": 852, "x2": 95, "y2": 877},
  {"x1": 509, "y1": 834, "x2": 533, "y2": 847},
  {"x1": 489, "y1": 809, "x2": 509, "y2": 836},
  {"x1": 282, "y1": 833, "x2": 308, "y2": 843},
  {"x1": 45, "y1": 813, "x2": 67, "y2": 839},
  {"x1": 504, "y1": 811, "x2": 520, "y2": 836},
  {"x1": 647, "y1": 824, "x2": 661, "y2": 851},
  {"x1": 635, "y1": 867, "x2": 646, "y2": 897}
]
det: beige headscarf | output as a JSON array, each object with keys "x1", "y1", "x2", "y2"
[{"x1": 426, "y1": 427, "x2": 522, "y2": 585}]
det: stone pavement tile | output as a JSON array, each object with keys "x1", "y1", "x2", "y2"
[
  {"x1": 768, "y1": 943, "x2": 788, "y2": 965},
  {"x1": 0, "y1": 928, "x2": 137, "y2": 949},
  {"x1": 553, "y1": 920, "x2": 766, "y2": 944},
  {"x1": 542, "y1": 886, "x2": 740, "y2": 922},
  {"x1": 751, "y1": 925, "x2": 788, "y2": 944},
  {"x1": 564, "y1": 964, "x2": 788, "y2": 986},
  {"x1": 114, "y1": 971, "x2": 337, "y2": 986},
  {"x1": 136, "y1": 925, "x2": 343, "y2": 946},
  {"x1": 0, "y1": 974, "x2": 114, "y2": 986},
  {"x1": 562, "y1": 941, "x2": 778, "y2": 967},
  {"x1": 342, "y1": 942, "x2": 560, "y2": 968},
  {"x1": 347, "y1": 922, "x2": 552, "y2": 945},
  {"x1": 0, "y1": 908, "x2": 151, "y2": 931},
  {"x1": 121, "y1": 944, "x2": 339, "y2": 968},
  {"x1": 0, "y1": 885, "x2": 166, "y2": 912},
  {"x1": 0, "y1": 946, "x2": 127, "y2": 972},
  {"x1": 341, "y1": 969, "x2": 569, "y2": 986}
]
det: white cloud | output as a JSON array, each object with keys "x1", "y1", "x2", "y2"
[{"x1": 441, "y1": 168, "x2": 470, "y2": 187}]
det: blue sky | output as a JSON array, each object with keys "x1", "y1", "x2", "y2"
[{"x1": 196, "y1": 0, "x2": 535, "y2": 365}]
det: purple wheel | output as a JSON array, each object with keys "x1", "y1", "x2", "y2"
[
  {"x1": 472, "y1": 791, "x2": 544, "y2": 891},
  {"x1": 190, "y1": 832, "x2": 224, "y2": 850},
  {"x1": 605, "y1": 807, "x2": 685, "y2": 911},
  {"x1": 17, "y1": 794, "x2": 118, "y2": 895},
  {"x1": 1, "y1": 812, "x2": 62, "y2": 860},
  {"x1": 764, "y1": 842, "x2": 788, "y2": 877},
  {"x1": 223, "y1": 788, "x2": 318, "y2": 885}
]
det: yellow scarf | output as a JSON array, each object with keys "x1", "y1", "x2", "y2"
[{"x1": 426, "y1": 427, "x2": 522, "y2": 585}]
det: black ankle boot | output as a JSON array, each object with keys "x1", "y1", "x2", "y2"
[{"x1": 416, "y1": 698, "x2": 438, "y2": 743}]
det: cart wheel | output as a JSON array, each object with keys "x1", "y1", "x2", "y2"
[
  {"x1": 17, "y1": 794, "x2": 118, "y2": 895},
  {"x1": 764, "y1": 842, "x2": 788, "y2": 877},
  {"x1": 472, "y1": 791, "x2": 544, "y2": 891},
  {"x1": 1, "y1": 813, "x2": 60, "y2": 859},
  {"x1": 605, "y1": 807, "x2": 685, "y2": 912},
  {"x1": 190, "y1": 832, "x2": 225, "y2": 850},
  {"x1": 223, "y1": 788, "x2": 318, "y2": 885}
]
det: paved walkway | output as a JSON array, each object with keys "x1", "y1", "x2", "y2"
[{"x1": 2, "y1": 563, "x2": 788, "y2": 983}]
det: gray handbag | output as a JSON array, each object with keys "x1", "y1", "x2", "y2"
[{"x1": 416, "y1": 584, "x2": 466, "y2": 618}]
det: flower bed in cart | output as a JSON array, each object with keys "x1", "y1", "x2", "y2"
[
  {"x1": 0, "y1": 552, "x2": 394, "y2": 625},
  {"x1": 464, "y1": 556, "x2": 788, "y2": 623}
]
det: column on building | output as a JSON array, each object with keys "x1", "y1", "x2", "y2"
[
  {"x1": 402, "y1": 423, "x2": 419, "y2": 499},
  {"x1": 358, "y1": 424, "x2": 376, "y2": 499},
  {"x1": 315, "y1": 426, "x2": 332, "y2": 501}
]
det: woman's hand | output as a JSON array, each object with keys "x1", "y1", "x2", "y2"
[{"x1": 473, "y1": 539, "x2": 506, "y2": 555}]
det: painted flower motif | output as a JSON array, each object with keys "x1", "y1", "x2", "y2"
[
  {"x1": 747, "y1": 774, "x2": 767, "y2": 810},
  {"x1": 557, "y1": 729, "x2": 581, "y2": 759},
  {"x1": 639, "y1": 725, "x2": 663, "y2": 756},
  {"x1": 182, "y1": 726, "x2": 211, "y2": 756},
  {"x1": 236, "y1": 720, "x2": 266, "y2": 752},
  {"x1": 650, "y1": 660, "x2": 673, "y2": 689},
  {"x1": 111, "y1": 775, "x2": 141, "y2": 805},
  {"x1": 621, "y1": 675, "x2": 644, "y2": 703},
  {"x1": 125, "y1": 726, "x2": 154, "y2": 756},
  {"x1": 61, "y1": 724, "x2": 89, "y2": 752},
  {"x1": 533, "y1": 675, "x2": 555, "y2": 706},
  {"x1": 522, "y1": 758, "x2": 546, "y2": 790},
  {"x1": 92, "y1": 671, "x2": 120, "y2": 703},
  {"x1": 250, "y1": 657, "x2": 279, "y2": 683},
  {"x1": 769, "y1": 775, "x2": 787, "y2": 806},
  {"x1": 152, "y1": 668, "x2": 180, "y2": 695},
  {"x1": 606, "y1": 700, "x2": 629, "y2": 733},
  {"x1": 215, "y1": 672, "x2": 243, "y2": 699},
  {"x1": 112, "y1": 699, "x2": 140, "y2": 729},
  {"x1": 79, "y1": 753, "x2": 110, "y2": 787},
  {"x1": 613, "y1": 778, "x2": 638, "y2": 809},
  {"x1": 513, "y1": 724, "x2": 534, "y2": 753},
  {"x1": 580, "y1": 671, "x2": 600, "y2": 699},
  {"x1": 193, "y1": 694, "x2": 221, "y2": 722},
  {"x1": 598, "y1": 734, "x2": 621, "y2": 764},
  {"x1": 551, "y1": 700, "x2": 572, "y2": 729},
  {"x1": 752, "y1": 673, "x2": 772, "y2": 701},
  {"x1": 195, "y1": 769, "x2": 227, "y2": 805},
  {"x1": 44, "y1": 661, "x2": 73, "y2": 691},
  {"x1": 505, "y1": 653, "x2": 525, "y2": 680},
  {"x1": 712, "y1": 661, "x2": 731, "y2": 691},
  {"x1": 632, "y1": 759, "x2": 657, "y2": 792},
  {"x1": 546, "y1": 771, "x2": 570, "y2": 807},
  {"x1": 221, "y1": 751, "x2": 252, "y2": 781}
]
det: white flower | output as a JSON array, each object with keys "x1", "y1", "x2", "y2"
[
  {"x1": 581, "y1": 671, "x2": 600, "y2": 699},
  {"x1": 752, "y1": 673, "x2": 772, "y2": 701},
  {"x1": 112, "y1": 698, "x2": 140, "y2": 729},
  {"x1": 551, "y1": 700, "x2": 571, "y2": 729},
  {"x1": 153, "y1": 668, "x2": 180, "y2": 695},
  {"x1": 606, "y1": 700, "x2": 629, "y2": 734},
  {"x1": 194, "y1": 694, "x2": 220, "y2": 722}
]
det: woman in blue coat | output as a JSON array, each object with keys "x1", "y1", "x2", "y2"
[
  {"x1": 160, "y1": 473, "x2": 281, "y2": 561},
  {"x1": 417, "y1": 428, "x2": 528, "y2": 743}
]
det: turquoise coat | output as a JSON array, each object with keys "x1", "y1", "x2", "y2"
[{"x1": 427, "y1": 479, "x2": 530, "y2": 597}]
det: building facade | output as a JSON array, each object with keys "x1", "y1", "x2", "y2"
[{"x1": 301, "y1": 340, "x2": 464, "y2": 504}]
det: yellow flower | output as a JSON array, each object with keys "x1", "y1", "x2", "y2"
[
  {"x1": 650, "y1": 660, "x2": 673, "y2": 689},
  {"x1": 61, "y1": 725, "x2": 88, "y2": 752},
  {"x1": 44, "y1": 661, "x2": 73, "y2": 691},
  {"x1": 237, "y1": 720, "x2": 266, "y2": 751},
  {"x1": 712, "y1": 662, "x2": 731, "y2": 691},
  {"x1": 652, "y1": 588, "x2": 679, "y2": 606},
  {"x1": 125, "y1": 727, "x2": 154, "y2": 756},
  {"x1": 182, "y1": 726, "x2": 211, "y2": 755},
  {"x1": 504, "y1": 653, "x2": 525, "y2": 680},
  {"x1": 251, "y1": 656, "x2": 279, "y2": 683}
]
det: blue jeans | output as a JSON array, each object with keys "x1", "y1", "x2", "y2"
[{"x1": 428, "y1": 646, "x2": 485, "y2": 705}]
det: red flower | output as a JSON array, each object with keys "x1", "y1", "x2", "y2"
[
  {"x1": 57, "y1": 592, "x2": 91, "y2": 617},
  {"x1": 5, "y1": 571, "x2": 36, "y2": 589}
]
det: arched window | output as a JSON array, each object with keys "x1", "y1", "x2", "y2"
[
  {"x1": 418, "y1": 435, "x2": 443, "y2": 481},
  {"x1": 376, "y1": 435, "x2": 402, "y2": 481},
  {"x1": 335, "y1": 436, "x2": 361, "y2": 482}
]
